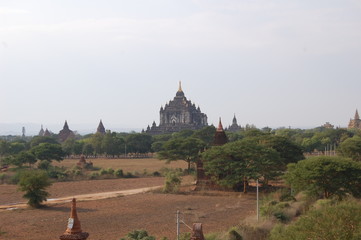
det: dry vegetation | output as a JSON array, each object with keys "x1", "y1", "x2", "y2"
[{"x1": 53, "y1": 157, "x2": 188, "y2": 173}]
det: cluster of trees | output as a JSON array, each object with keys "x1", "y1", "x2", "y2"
[
  {"x1": 202, "y1": 135, "x2": 304, "y2": 192},
  {"x1": 1, "y1": 137, "x2": 65, "y2": 168}
]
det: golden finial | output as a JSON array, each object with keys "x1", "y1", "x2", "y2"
[{"x1": 178, "y1": 81, "x2": 183, "y2": 92}]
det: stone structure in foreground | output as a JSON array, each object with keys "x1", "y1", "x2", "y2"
[
  {"x1": 59, "y1": 198, "x2": 89, "y2": 240},
  {"x1": 146, "y1": 82, "x2": 208, "y2": 135}
]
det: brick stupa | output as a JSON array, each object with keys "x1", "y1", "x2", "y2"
[
  {"x1": 213, "y1": 118, "x2": 228, "y2": 146},
  {"x1": 58, "y1": 120, "x2": 75, "y2": 142},
  {"x1": 190, "y1": 223, "x2": 205, "y2": 240},
  {"x1": 59, "y1": 198, "x2": 89, "y2": 240}
]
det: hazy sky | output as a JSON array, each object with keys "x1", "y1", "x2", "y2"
[{"x1": 1, "y1": 0, "x2": 361, "y2": 135}]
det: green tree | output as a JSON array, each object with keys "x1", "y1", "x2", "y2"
[
  {"x1": 17, "y1": 170, "x2": 52, "y2": 208},
  {"x1": 91, "y1": 133, "x2": 104, "y2": 156},
  {"x1": 158, "y1": 137, "x2": 206, "y2": 171},
  {"x1": 202, "y1": 139, "x2": 281, "y2": 192},
  {"x1": 31, "y1": 143, "x2": 65, "y2": 162},
  {"x1": 192, "y1": 126, "x2": 216, "y2": 147},
  {"x1": 120, "y1": 229, "x2": 155, "y2": 240},
  {"x1": 338, "y1": 136, "x2": 361, "y2": 161},
  {"x1": 126, "y1": 134, "x2": 153, "y2": 153},
  {"x1": 82, "y1": 143, "x2": 94, "y2": 157},
  {"x1": 8, "y1": 142, "x2": 26, "y2": 155},
  {"x1": 0, "y1": 140, "x2": 10, "y2": 157},
  {"x1": 284, "y1": 156, "x2": 361, "y2": 199},
  {"x1": 101, "y1": 131, "x2": 125, "y2": 157},
  {"x1": 30, "y1": 136, "x2": 58, "y2": 148},
  {"x1": 270, "y1": 201, "x2": 361, "y2": 240},
  {"x1": 255, "y1": 135, "x2": 304, "y2": 166}
]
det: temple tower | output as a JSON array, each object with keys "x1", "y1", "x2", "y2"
[
  {"x1": 58, "y1": 120, "x2": 75, "y2": 142},
  {"x1": 227, "y1": 114, "x2": 242, "y2": 132},
  {"x1": 147, "y1": 82, "x2": 208, "y2": 134},
  {"x1": 96, "y1": 120, "x2": 106, "y2": 134},
  {"x1": 348, "y1": 109, "x2": 361, "y2": 129},
  {"x1": 38, "y1": 125, "x2": 45, "y2": 136},
  {"x1": 59, "y1": 198, "x2": 89, "y2": 240},
  {"x1": 213, "y1": 118, "x2": 228, "y2": 146}
]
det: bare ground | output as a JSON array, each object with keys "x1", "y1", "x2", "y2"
[{"x1": 0, "y1": 177, "x2": 257, "y2": 240}]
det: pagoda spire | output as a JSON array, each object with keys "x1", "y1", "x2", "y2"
[
  {"x1": 178, "y1": 81, "x2": 182, "y2": 92},
  {"x1": 63, "y1": 120, "x2": 69, "y2": 130},
  {"x1": 96, "y1": 119, "x2": 106, "y2": 134},
  {"x1": 217, "y1": 117, "x2": 224, "y2": 132},
  {"x1": 59, "y1": 198, "x2": 89, "y2": 240},
  {"x1": 355, "y1": 109, "x2": 360, "y2": 120}
]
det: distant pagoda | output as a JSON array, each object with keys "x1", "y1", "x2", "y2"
[
  {"x1": 213, "y1": 118, "x2": 228, "y2": 146},
  {"x1": 146, "y1": 82, "x2": 208, "y2": 135},
  {"x1": 58, "y1": 120, "x2": 75, "y2": 142},
  {"x1": 348, "y1": 109, "x2": 361, "y2": 129},
  {"x1": 38, "y1": 125, "x2": 45, "y2": 136},
  {"x1": 226, "y1": 114, "x2": 242, "y2": 132},
  {"x1": 96, "y1": 120, "x2": 106, "y2": 134}
]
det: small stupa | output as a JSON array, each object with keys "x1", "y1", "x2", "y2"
[
  {"x1": 190, "y1": 223, "x2": 205, "y2": 240},
  {"x1": 59, "y1": 198, "x2": 89, "y2": 240},
  {"x1": 213, "y1": 118, "x2": 228, "y2": 146}
]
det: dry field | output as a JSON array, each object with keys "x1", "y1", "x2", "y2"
[
  {"x1": 0, "y1": 158, "x2": 257, "y2": 240},
  {"x1": 53, "y1": 157, "x2": 188, "y2": 174},
  {"x1": 0, "y1": 182, "x2": 257, "y2": 240}
]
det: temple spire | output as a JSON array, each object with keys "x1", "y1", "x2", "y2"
[
  {"x1": 178, "y1": 81, "x2": 182, "y2": 92},
  {"x1": 96, "y1": 119, "x2": 106, "y2": 134},
  {"x1": 355, "y1": 109, "x2": 360, "y2": 120},
  {"x1": 63, "y1": 120, "x2": 69, "y2": 130},
  {"x1": 217, "y1": 117, "x2": 224, "y2": 132}
]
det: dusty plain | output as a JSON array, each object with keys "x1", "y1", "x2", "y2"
[{"x1": 0, "y1": 158, "x2": 257, "y2": 240}]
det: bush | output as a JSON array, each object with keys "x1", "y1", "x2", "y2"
[
  {"x1": 228, "y1": 228, "x2": 243, "y2": 240},
  {"x1": 269, "y1": 201, "x2": 361, "y2": 240},
  {"x1": 17, "y1": 170, "x2": 52, "y2": 208},
  {"x1": 0, "y1": 173, "x2": 7, "y2": 184},
  {"x1": 120, "y1": 229, "x2": 155, "y2": 240},
  {"x1": 114, "y1": 169, "x2": 124, "y2": 178},
  {"x1": 260, "y1": 200, "x2": 290, "y2": 222},
  {"x1": 152, "y1": 171, "x2": 161, "y2": 177},
  {"x1": 37, "y1": 160, "x2": 51, "y2": 170},
  {"x1": 163, "y1": 171, "x2": 182, "y2": 193},
  {"x1": 124, "y1": 172, "x2": 135, "y2": 178},
  {"x1": 89, "y1": 172, "x2": 100, "y2": 180}
]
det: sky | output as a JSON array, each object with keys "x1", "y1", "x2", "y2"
[{"x1": 1, "y1": 0, "x2": 361, "y2": 135}]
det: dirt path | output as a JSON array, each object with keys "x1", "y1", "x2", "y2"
[{"x1": 0, "y1": 185, "x2": 162, "y2": 210}]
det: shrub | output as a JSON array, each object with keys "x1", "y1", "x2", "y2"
[
  {"x1": 179, "y1": 232, "x2": 191, "y2": 240},
  {"x1": 99, "y1": 168, "x2": 108, "y2": 176},
  {"x1": 163, "y1": 171, "x2": 182, "y2": 193},
  {"x1": 260, "y1": 200, "x2": 290, "y2": 222},
  {"x1": 106, "y1": 168, "x2": 114, "y2": 175},
  {"x1": 120, "y1": 229, "x2": 155, "y2": 240},
  {"x1": 114, "y1": 169, "x2": 124, "y2": 178},
  {"x1": 152, "y1": 171, "x2": 161, "y2": 177},
  {"x1": 0, "y1": 173, "x2": 6, "y2": 184},
  {"x1": 37, "y1": 160, "x2": 51, "y2": 170},
  {"x1": 228, "y1": 228, "x2": 243, "y2": 240},
  {"x1": 269, "y1": 201, "x2": 361, "y2": 240},
  {"x1": 89, "y1": 172, "x2": 100, "y2": 180},
  {"x1": 124, "y1": 172, "x2": 135, "y2": 178},
  {"x1": 17, "y1": 170, "x2": 52, "y2": 208}
]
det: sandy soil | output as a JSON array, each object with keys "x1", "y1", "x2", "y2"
[
  {"x1": 0, "y1": 177, "x2": 257, "y2": 240},
  {"x1": 0, "y1": 177, "x2": 167, "y2": 205}
]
